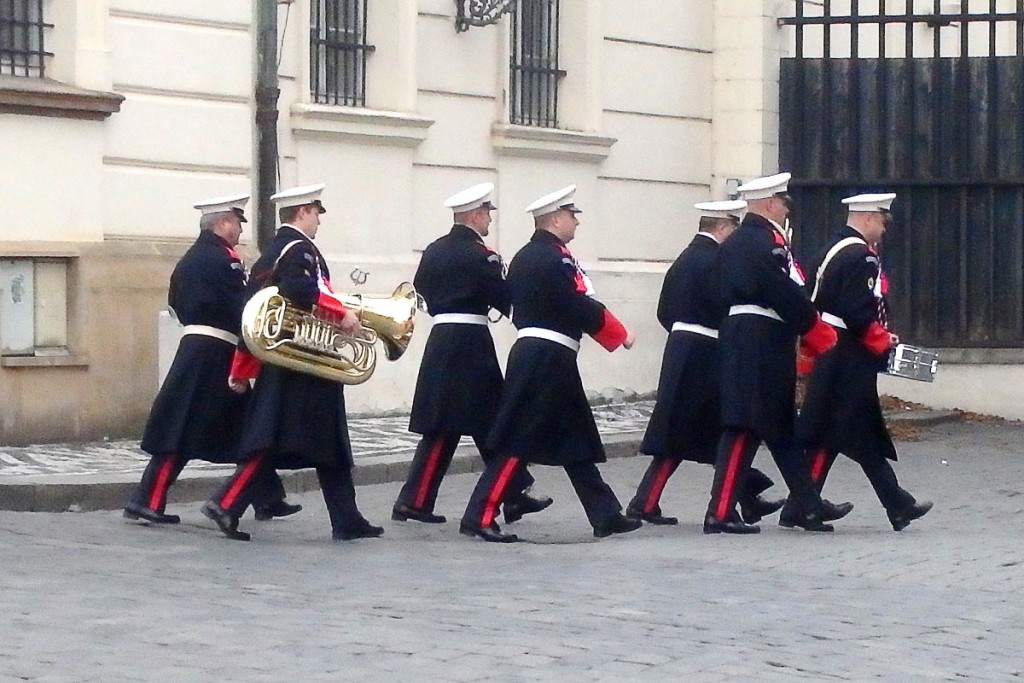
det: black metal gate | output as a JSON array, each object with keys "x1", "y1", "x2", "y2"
[{"x1": 780, "y1": 1, "x2": 1024, "y2": 348}]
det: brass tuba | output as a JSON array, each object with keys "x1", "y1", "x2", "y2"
[{"x1": 240, "y1": 282, "x2": 417, "y2": 385}]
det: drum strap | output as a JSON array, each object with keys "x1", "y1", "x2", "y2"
[{"x1": 810, "y1": 237, "x2": 866, "y2": 303}]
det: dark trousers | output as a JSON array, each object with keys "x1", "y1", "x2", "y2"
[
  {"x1": 129, "y1": 453, "x2": 286, "y2": 513},
  {"x1": 707, "y1": 429, "x2": 822, "y2": 522},
  {"x1": 629, "y1": 456, "x2": 775, "y2": 516},
  {"x1": 396, "y1": 433, "x2": 536, "y2": 512},
  {"x1": 208, "y1": 453, "x2": 361, "y2": 532},
  {"x1": 807, "y1": 448, "x2": 915, "y2": 515},
  {"x1": 462, "y1": 455, "x2": 620, "y2": 530}
]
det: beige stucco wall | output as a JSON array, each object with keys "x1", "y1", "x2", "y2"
[
  {"x1": 4, "y1": 1, "x2": 1021, "y2": 443},
  {"x1": 1, "y1": 0, "x2": 711, "y2": 442}
]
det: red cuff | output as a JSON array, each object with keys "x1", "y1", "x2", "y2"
[
  {"x1": 861, "y1": 321, "x2": 892, "y2": 355},
  {"x1": 591, "y1": 309, "x2": 628, "y2": 351},
  {"x1": 316, "y1": 292, "x2": 348, "y2": 317},
  {"x1": 802, "y1": 316, "x2": 838, "y2": 357},
  {"x1": 229, "y1": 348, "x2": 261, "y2": 381}
]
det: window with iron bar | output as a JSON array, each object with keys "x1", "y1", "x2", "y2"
[
  {"x1": 510, "y1": 0, "x2": 565, "y2": 128},
  {"x1": 0, "y1": 0, "x2": 52, "y2": 78},
  {"x1": 310, "y1": 0, "x2": 375, "y2": 107}
]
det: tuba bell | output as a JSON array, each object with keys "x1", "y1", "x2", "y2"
[{"x1": 240, "y1": 282, "x2": 417, "y2": 385}]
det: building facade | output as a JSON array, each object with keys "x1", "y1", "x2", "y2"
[{"x1": 1, "y1": 1, "x2": 1021, "y2": 444}]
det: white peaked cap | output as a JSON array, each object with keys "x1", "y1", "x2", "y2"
[
  {"x1": 694, "y1": 199, "x2": 747, "y2": 220},
  {"x1": 842, "y1": 192, "x2": 897, "y2": 212},
  {"x1": 444, "y1": 182, "x2": 496, "y2": 213},
  {"x1": 270, "y1": 183, "x2": 327, "y2": 213},
  {"x1": 525, "y1": 184, "x2": 582, "y2": 218},
  {"x1": 737, "y1": 172, "x2": 792, "y2": 200},
  {"x1": 194, "y1": 193, "x2": 250, "y2": 222}
]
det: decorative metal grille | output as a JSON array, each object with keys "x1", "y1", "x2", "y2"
[
  {"x1": 455, "y1": 0, "x2": 515, "y2": 32},
  {"x1": 510, "y1": 0, "x2": 564, "y2": 127},
  {"x1": 0, "y1": 0, "x2": 51, "y2": 78},
  {"x1": 310, "y1": 0, "x2": 374, "y2": 107}
]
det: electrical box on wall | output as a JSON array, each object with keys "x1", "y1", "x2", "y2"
[{"x1": 0, "y1": 259, "x2": 35, "y2": 356}]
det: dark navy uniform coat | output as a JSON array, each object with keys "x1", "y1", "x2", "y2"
[
  {"x1": 640, "y1": 233, "x2": 725, "y2": 464},
  {"x1": 140, "y1": 230, "x2": 249, "y2": 463},
  {"x1": 797, "y1": 226, "x2": 898, "y2": 463},
  {"x1": 409, "y1": 224, "x2": 511, "y2": 438},
  {"x1": 486, "y1": 230, "x2": 624, "y2": 467},
  {"x1": 236, "y1": 226, "x2": 353, "y2": 470},
  {"x1": 718, "y1": 213, "x2": 818, "y2": 443}
]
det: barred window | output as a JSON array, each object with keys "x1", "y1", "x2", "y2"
[
  {"x1": 310, "y1": 0, "x2": 374, "y2": 107},
  {"x1": 0, "y1": 0, "x2": 51, "y2": 78},
  {"x1": 509, "y1": 0, "x2": 564, "y2": 128}
]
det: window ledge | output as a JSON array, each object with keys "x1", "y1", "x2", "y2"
[
  {"x1": 0, "y1": 75, "x2": 123, "y2": 121},
  {"x1": 491, "y1": 124, "x2": 617, "y2": 163},
  {"x1": 1, "y1": 355, "x2": 89, "y2": 368},
  {"x1": 290, "y1": 103, "x2": 434, "y2": 148}
]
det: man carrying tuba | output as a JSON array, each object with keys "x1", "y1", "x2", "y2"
[{"x1": 201, "y1": 183, "x2": 383, "y2": 542}]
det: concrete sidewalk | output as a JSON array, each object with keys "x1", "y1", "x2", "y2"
[{"x1": 0, "y1": 399, "x2": 960, "y2": 512}]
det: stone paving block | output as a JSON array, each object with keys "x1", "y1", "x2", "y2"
[{"x1": 1, "y1": 419, "x2": 1022, "y2": 680}]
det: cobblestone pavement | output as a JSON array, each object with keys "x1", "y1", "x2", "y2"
[
  {"x1": 1, "y1": 419, "x2": 1022, "y2": 681},
  {"x1": 0, "y1": 401, "x2": 655, "y2": 478}
]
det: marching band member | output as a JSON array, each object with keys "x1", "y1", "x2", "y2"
[
  {"x1": 459, "y1": 185, "x2": 641, "y2": 542},
  {"x1": 392, "y1": 183, "x2": 552, "y2": 525},
  {"x1": 124, "y1": 194, "x2": 299, "y2": 525},
  {"x1": 792, "y1": 193, "x2": 932, "y2": 531},
  {"x1": 703, "y1": 173, "x2": 853, "y2": 534},
  {"x1": 626, "y1": 201, "x2": 783, "y2": 526},
  {"x1": 202, "y1": 184, "x2": 382, "y2": 542}
]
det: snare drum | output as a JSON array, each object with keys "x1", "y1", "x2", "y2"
[{"x1": 886, "y1": 343, "x2": 939, "y2": 382}]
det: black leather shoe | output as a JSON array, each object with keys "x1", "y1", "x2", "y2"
[
  {"x1": 889, "y1": 500, "x2": 933, "y2": 531},
  {"x1": 459, "y1": 520, "x2": 519, "y2": 543},
  {"x1": 333, "y1": 519, "x2": 385, "y2": 541},
  {"x1": 703, "y1": 513, "x2": 761, "y2": 535},
  {"x1": 200, "y1": 501, "x2": 250, "y2": 541},
  {"x1": 625, "y1": 503, "x2": 678, "y2": 526},
  {"x1": 503, "y1": 494, "x2": 554, "y2": 524},
  {"x1": 779, "y1": 499, "x2": 852, "y2": 529},
  {"x1": 593, "y1": 513, "x2": 643, "y2": 538},
  {"x1": 820, "y1": 500, "x2": 854, "y2": 522},
  {"x1": 391, "y1": 502, "x2": 447, "y2": 524},
  {"x1": 254, "y1": 500, "x2": 302, "y2": 521},
  {"x1": 738, "y1": 495, "x2": 785, "y2": 525},
  {"x1": 123, "y1": 503, "x2": 180, "y2": 524}
]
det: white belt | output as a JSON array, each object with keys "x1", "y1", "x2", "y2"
[
  {"x1": 671, "y1": 322, "x2": 719, "y2": 339},
  {"x1": 820, "y1": 312, "x2": 848, "y2": 330},
  {"x1": 181, "y1": 325, "x2": 239, "y2": 345},
  {"x1": 728, "y1": 304, "x2": 783, "y2": 322},
  {"x1": 517, "y1": 327, "x2": 581, "y2": 353},
  {"x1": 432, "y1": 313, "x2": 488, "y2": 326}
]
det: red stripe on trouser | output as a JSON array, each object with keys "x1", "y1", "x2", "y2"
[
  {"x1": 715, "y1": 433, "x2": 747, "y2": 521},
  {"x1": 810, "y1": 449, "x2": 828, "y2": 483},
  {"x1": 413, "y1": 435, "x2": 447, "y2": 510},
  {"x1": 480, "y1": 457, "x2": 520, "y2": 528},
  {"x1": 219, "y1": 457, "x2": 262, "y2": 510},
  {"x1": 643, "y1": 459, "x2": 674, "y2": 513},
  {"x1": 147, "y1": 456, "x2": 177, "y2": 511}
]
